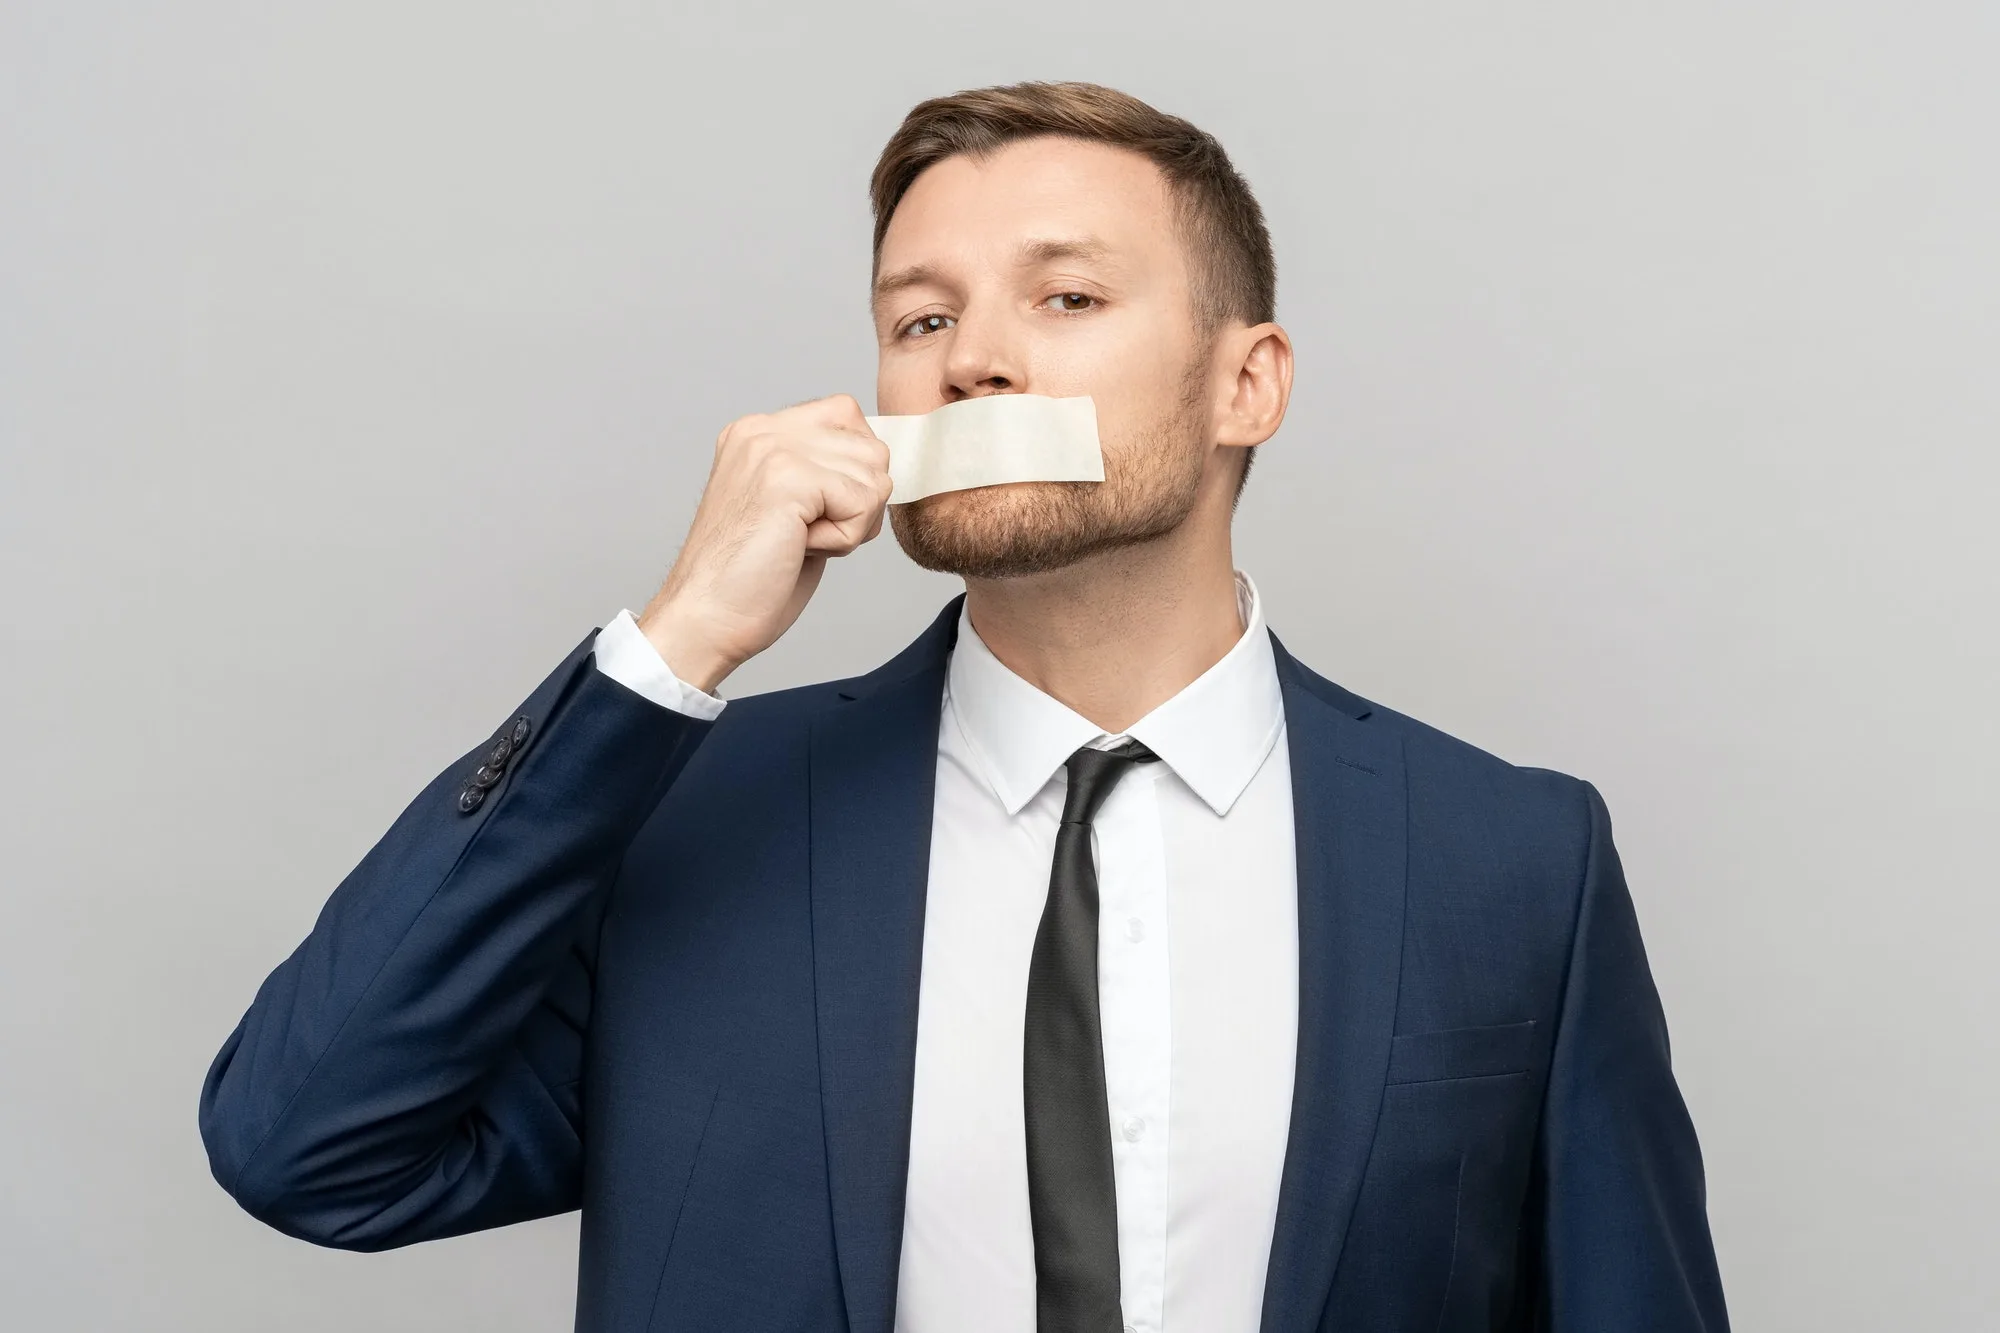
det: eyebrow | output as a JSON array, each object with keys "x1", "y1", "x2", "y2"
[
  {"x1": 1015, "y1": 235, "x2": 1114, "y2": 268},
  {"x1": 871, "y1": 262, "x2": 948, "y2": 310},
  {"x1": 871, "y1": 236, "x2": 1120, "y2": 311}
]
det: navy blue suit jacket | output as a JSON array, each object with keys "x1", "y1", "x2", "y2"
[{"x1": 201, "y1": 600, "x2": 1728, "y2": 1331}]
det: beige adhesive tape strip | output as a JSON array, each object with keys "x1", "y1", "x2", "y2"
[{"x1": 866, "y1": 394, "x2": 1104, "y2": 502}]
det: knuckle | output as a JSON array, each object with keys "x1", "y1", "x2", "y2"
[
  {"x1": 717, "y1": 413, "x2": 766, "y2": 451},
  {"x1": 809, "y1": 521, "x2": 854, "y2": 553}
]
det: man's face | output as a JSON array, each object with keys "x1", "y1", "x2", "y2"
[{"x1": 873, "y1": 136, "x2": 1217, "y2": 579}]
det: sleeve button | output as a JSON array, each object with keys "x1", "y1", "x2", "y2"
[
  {"x1": 509, "y1": 716, "x2": 533, "y2": 749},
  {"x1": 456, "y1": 785, "x2": 486, "y2": 814}
]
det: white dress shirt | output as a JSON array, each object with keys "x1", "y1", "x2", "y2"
[{"x1": 593, "y1": 572, "x2": 1299, "y2": 1333}]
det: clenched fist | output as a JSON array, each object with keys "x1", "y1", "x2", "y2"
[{"x1": 637, "y1": 394, "x2": 893, "y2": 693}]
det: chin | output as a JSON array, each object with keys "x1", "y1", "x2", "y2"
[{"x1": 889, "y1": 478, "x2": 1188, "y2": 581}]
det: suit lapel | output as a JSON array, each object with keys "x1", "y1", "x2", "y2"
[
  {"x1": 1260, "y1": 635, "x2": 1409, "y2": 1333},
  {"x1": 806, "y1": 608, "x2": 1405, "y2": 1333},
  {"x1": 809, "y1": 600, "x2": 961, "y2": 1333}
]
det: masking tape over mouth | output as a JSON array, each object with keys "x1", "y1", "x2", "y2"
[{"x1": 866, "y1": 394, "x2": 1104, "y2": 502}]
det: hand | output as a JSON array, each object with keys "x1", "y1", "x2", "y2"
[{"x1": 637, "y1": 394, "x2": 892, "y2": 693}]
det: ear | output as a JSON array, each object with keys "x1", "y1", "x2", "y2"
[{"x1": 1212, "y1": 322, "x2": 1294, "y2": 449}]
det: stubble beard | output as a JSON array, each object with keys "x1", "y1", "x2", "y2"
[{"x1": 888, "y1": 366, "x2": 1211, "y2": 581}]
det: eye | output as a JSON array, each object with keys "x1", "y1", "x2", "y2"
[
  {"x1": 1044, "y1": 292, "x2": 1096, "y2": 312},
  {"x1": 901, "y1": 313, "x2": 955, "y2": 339}
]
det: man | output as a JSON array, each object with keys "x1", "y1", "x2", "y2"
[{"x1": 200, "y1": 82, "x2": 1729, "y2": 1332}]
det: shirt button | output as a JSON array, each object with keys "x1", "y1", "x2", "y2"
[
  {"x1": 1126, "y1": 917, "x2": 1145, "y2": 942},
  {"x1": 1121, "y1": 1116, "x2": 1145, "y2": 1142}
]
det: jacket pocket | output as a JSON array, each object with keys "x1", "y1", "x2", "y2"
[{"x1": 1385, "y1": 1020, "x2": 1537, "y2": 1085}]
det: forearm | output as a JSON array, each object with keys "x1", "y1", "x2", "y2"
[{"x1": 199, "y1": 630, "x2": 714, "y2": 1245}]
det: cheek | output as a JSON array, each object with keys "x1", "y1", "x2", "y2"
[
  {"x1": 1080, "y1": 371, "x2": 1196, "y2": 458},
  {"x1": 1037, "y1": 320, "x2": 1193, "y2": 427},
  {"x1": 875, "y1": 356, "x2": 934, "y2": 415}
]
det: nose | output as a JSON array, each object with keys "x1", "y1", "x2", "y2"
[{"x1": 939, "y1": 305, "x2": 1023, "y2": 401}]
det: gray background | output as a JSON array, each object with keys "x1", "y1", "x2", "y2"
[{"x1": 3, "y1": 2, "x2": 1995, "y2": 1329}]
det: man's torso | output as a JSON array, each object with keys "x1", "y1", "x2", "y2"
[{"x1": 574, "y1": 612, "x2": 1586, "y2": 1332}]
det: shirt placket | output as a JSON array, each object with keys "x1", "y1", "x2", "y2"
[{"x1": 1092, "y1": 765, "x2": 1173, "y2": 1333}]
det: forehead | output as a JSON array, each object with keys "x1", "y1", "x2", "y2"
[{"x1": 877, "y1": 136, "x2": 1179, "y2": 274}]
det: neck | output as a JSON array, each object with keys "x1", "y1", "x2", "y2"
[{"x1": 962, "y1": 520, "x2": 1244, "y2": 735}]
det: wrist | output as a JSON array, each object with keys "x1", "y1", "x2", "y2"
[{"x1": 636, "y1": 597, "x2": 737, "y2": 695}]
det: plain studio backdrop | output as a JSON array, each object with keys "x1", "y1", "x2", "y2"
[{"x1": 3, "y1": 3, "x2": 1995, "y2": 1329}]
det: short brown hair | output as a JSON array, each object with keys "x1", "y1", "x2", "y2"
[{"x1": 869, "y1": 81, "x2": 1277, "y2": 334}]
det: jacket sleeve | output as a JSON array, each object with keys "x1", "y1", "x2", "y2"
[
  {"x1": 1531, "y1": 780, "x2": 1731, "y2": 1330},
  {"x1": 198, "y1": 630, "x2": 713, "y2": 1250}
]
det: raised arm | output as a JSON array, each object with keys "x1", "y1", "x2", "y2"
[
  {"x1": 199, "y1": 633, "x2": 713, "y2": 1249},
  {"x1": 199, "y1": 393, "x2": 894, "y2": 1250}
]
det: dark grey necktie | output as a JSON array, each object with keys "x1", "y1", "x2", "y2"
[{"x1": 1024, "y1": 738, "x2": 1159, "y2": 1332}]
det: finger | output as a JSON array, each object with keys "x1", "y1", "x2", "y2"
[
  {"x1": 799, "y1": 424, "x2": 893, "y2": 489},
  {"x1": 803, "y1": 511, "x2": 881, "y2": 555},
  {"x1": 799, "y1": 465, "x2": 887, "y2": 555},
  {"x1": 801, "y1": 443, "x2": 893, "y2": 513},
  {"x1": 779, "y1": 391, "x2": 864, "y2": 427},
  {"x1": 803, "y1": 516, "x2": 860, "y2": 555}
]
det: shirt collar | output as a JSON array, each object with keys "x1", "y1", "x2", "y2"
[{"x1": 944, "y1": 570, "x2": 1286, "y2": 818}]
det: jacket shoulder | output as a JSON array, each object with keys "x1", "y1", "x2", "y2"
[
  {"x1": 1287, "y1": 658, "x2": 1605, "y2": 997},
  {"x1": 1283, "y1": 649, "x2": 1596, "y2": 864},
  {"x1": 1376, "y1": 694, "x2": 1588, "y2": 803}
]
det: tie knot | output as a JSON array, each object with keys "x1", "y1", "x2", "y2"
[{"x1": 1060, "y1": 739, "x2": 1158, "y2": 826}]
